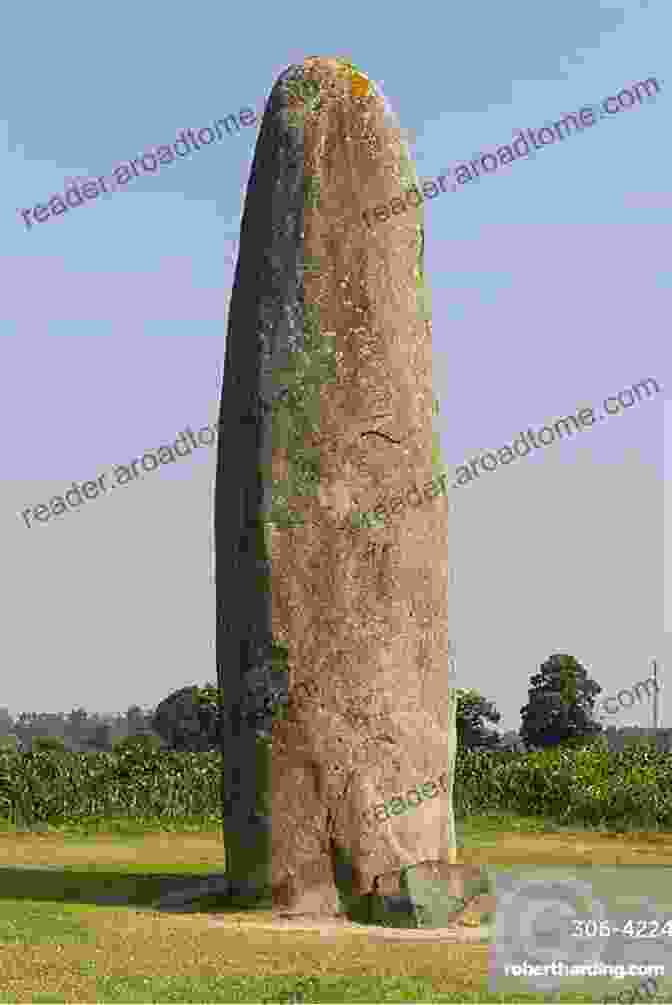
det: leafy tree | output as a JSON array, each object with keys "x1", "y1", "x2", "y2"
[
  {"x1": 519, "y1": 653, "x2": 603, "y2": 750},
  {"x1": 454, "y1": 688, "x2": 502, "y2": 751},
  {"x1": 151, "y1": 684, "x2": 221, "y2": 752}
]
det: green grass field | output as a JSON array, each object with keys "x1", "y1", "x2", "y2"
[{"x1": 1, "y1": 812, "x2": 671, "y2": 1003}]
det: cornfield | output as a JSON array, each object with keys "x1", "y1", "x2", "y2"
[
  {"x1": 2, "y1": 739, "x2": 672, "y2": 831},
  {"x1": 456, "y1": 742, "x2": 672, "y2": 830},
  {"x1": 0, "y1": 745, "x2": 224, "y2": 828}
]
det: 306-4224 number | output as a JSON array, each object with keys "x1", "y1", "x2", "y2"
[{"x1": 571, "y1": 919, "x2": 672, "y2": 938}]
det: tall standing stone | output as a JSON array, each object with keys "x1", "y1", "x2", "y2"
[{"x1": 214, "y1": 57, "x2": 459, "y2": 921}]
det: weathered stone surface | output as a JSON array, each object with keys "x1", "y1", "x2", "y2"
[
  {"x1": 214, "y1": 56, "x2": 455, "y2": 919},
  {"x1": 370, "y1": 863, "x2": 494, "y2": 928}
]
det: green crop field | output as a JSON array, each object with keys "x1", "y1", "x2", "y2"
[{"x1": 1, "y1": 741, "x2": 671, "y2": 1002}]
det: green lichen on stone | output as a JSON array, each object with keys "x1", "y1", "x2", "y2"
[
  {"x1": 431, "y1": 430, "x2": 446, "y2": 481},
  {"x1": 399, "y1": 141, "x2": 419, "y2": 195},
  {"x1": 304, "y1": 175, "x2": 321, "y2": 210},
  {"x1": 268, "y1": 639, "x2": 289, "y2": 669},
  {"x1": 398, "y1": 144, "x2": 431, "y2": 322},
  {"x1": 430, "y1": 394, "x2": 447, "y2": 482},
  {"x1": 286, "y1": 77, "x2": 322, "y2": 115},
  {"x1": 266, "y1": 491, "x2": 307, "y2": 531},
  {"x1": 287, "y1": 109, "x2": 304, "y2": 129},
  {"x1": 266, "y1": 640, "x2": 292, "y2": 733},
  {"x1": 266, "y1": 301, "x2": 337, "y2": 530},
  {"x1": 268, "y1": 639, "x2": 291, "y2": 727},
  {"x1": 431, "y1": 390, "x2": 447, "y2": 482},
  {"x1": 286, "y1": 76, "x2": 322, "y2": 129},
  {"x1": 415, "y1": 222, "x2": 432, "y2": 321},
  {"x1": 303, "y1": 255, "x2": 321, "y2": 276},
  {"x1": 350, "y1": 509, "x2": 385, "y2": 531}
]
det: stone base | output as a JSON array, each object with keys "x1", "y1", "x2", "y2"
[
  {"x1": 368, "y1": 861, "x2": 494, "y2": 928},
  {"x1": 151, "y1": 862, "x2": 494, "y2": 930},
  {"x1": 273, "y1": 880, "x2": 342, "y2": 918},
  {"x1": 272, "y1": 853, "x2": 343, "y2": 917}
]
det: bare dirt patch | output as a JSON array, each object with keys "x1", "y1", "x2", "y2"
[
  {"x1": 3, "y1": 825, "x2": 672, "y2": 999},
  {"x1": 207, "y1": 913, "x2": 492, "y2": 942},
  {"x1": 4, "y1": 825, "x2": 672, "y2": 945},
  {"x1": 82, "y1": 903, "x2": 491, "y2": 981},
  {"x1": 4, "y1": 825, "x2": 672, "y2": 871},
  {"x1": 0, "y1": 830, "x2": 226, "y2": 870}
]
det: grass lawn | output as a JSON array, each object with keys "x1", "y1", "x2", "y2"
[{"x1": 0, "y1": 812, "x2": 671, "y2": 1002}]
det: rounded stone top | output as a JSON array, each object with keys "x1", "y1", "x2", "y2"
[{"x1": 274, "y1": 57, "x2": 379, "y2": 101}]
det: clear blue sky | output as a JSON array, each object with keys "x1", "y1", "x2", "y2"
[{"x1": 2, "y1": 0, "x2": 669, "y2": 732}]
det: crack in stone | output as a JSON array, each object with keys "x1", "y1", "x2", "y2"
[{"x1": 360, "y1": 431, "x2": 403, "y2": 444}]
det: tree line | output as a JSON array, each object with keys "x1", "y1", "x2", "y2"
[
  {"x1": 0, "y1": 654, "x2": 624, "y2": 756},
  {"x1": 0, "y1": 705, "x2": 160, "y2": 754}
]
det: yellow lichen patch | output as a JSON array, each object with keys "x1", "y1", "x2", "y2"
[{"x1": 351, "y1": 72, "x2": 370, "y2": 98}]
